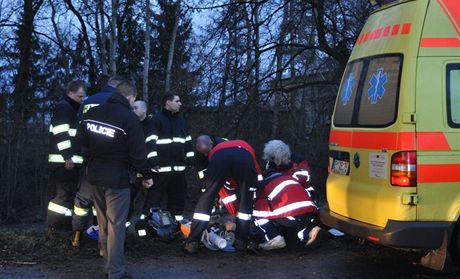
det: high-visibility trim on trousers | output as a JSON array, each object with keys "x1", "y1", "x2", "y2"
[
  {"x1": 186, "y1": 152, "x2": 195, "y2": 158},
  {"x1": 193, "y1": 213, "x2": 210, "y2": 221},
  {"x1": 253, "y1": 201, "x2": 317, "y2": 218},
  {"x1": 48, "y1": 154, "x2": 83, "y2": 164},
  {"x1": 237, "y1": 212, "x2": 252, "y2": 221},
  {"x1": 74, "y1": 206, "x2": 89, "y2": 216},
  {"x1": 48, "y1": 202, "x2": 72, "y2": 216}
]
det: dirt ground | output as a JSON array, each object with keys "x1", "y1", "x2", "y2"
[{"x1": 1, "y1": 223, "x2": 459, "y2": 279}]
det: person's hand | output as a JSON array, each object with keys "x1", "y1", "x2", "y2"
[
  {"x1": 65, "y1": 159, "x2": 74, "y2": 170},
  {"x1": 142, "y1": 178, "x2": 153, "y2": 189}
]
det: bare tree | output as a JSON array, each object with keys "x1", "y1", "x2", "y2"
[
  {"x1": 165, "y1": 0, "x2": 181, "y2": 93},
  {"x1": 142, "y1": 0, "x2": 151, "y2": 103},
  {"x1": 99, "y1": 0, "x2": 109, "y2": 75},
  {"x1": 110, "y1": 0, "x2": 118, "y2": 74},
  {"x1": 64, "y1": 0, "x2": 97, "y2": 86}
]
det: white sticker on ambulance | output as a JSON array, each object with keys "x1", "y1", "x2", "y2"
[{"x1": 369, "y1": 153, "x2": 388, "y2": 179}]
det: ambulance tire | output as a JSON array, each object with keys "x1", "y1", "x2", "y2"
[{"x1": 449, "y1": 220, "x2": 460, "y2": 268}]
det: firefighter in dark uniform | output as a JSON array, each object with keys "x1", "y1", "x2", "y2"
[
  {"x1": 76, "y1": 81, "x2": 153, "y2": 279},
  {"x1": 142, "y1": 92, "x2": 194, "y2": 222},
  {"x1": 184, "y1": 139, "x2": 261, "y2": 254},
  {"x1": 131, "y1": 100, "x2": 152, "y2": 218},
  {"x1": 47, "y1": 80, "x2": 86, "y2": 234},
  {"x1": 71, "y1": 76, "x2": 125, "y2": 247}
]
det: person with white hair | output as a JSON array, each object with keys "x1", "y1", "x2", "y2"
[{"x1": 253, "y1": 139, "x2": 324, "y2": 250}]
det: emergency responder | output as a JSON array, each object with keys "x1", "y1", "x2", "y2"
[
  {"x1": 253, "y1": 140, "x2": 324, "y2": 250},
  {"x1": 141, "y1": 92, "x2": 194, "y2": 222},
  {"x1": 184, "y1": 139, "x2": 261, "y2": 254},
  {"x1": 130, "y1": 100, "x2": 152, "y2": 218},
  {"x1": 47, "y1": 80, "x2": 86, "y2": 234},
  {"x1": 71, "y1": 75, "x2": 126, "y2": 248},
  {"x1": 76, "y1": 81, "x2": 153, "y2": 279},
  {"x1": 194, "y1": 135, "x2": 228, "y2": 181}
]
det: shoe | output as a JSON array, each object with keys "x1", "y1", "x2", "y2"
[
  {"x1": 184, "y1": 241, "x2": 199, "y2": 254},
  {"x1": 233, "y1": 239, "x2": 248, "y2": 251},
  {"x1": 305, "y1": 226, "x2": 326, "y2": 248},
  {"x1": 70, "y1": 230, "x2": 82, "y2": 248},
  {"x1": 259, "y1": 235, "x2": 286, "y2": 251}
]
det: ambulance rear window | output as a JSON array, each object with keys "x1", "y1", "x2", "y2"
[
  {"x1": 334, "y1": 61, "x2": 364, "y2": 126},
  {"x1": 447, "y1": 64, "x2": 460, "y2": 127},
  {"x1": 334, "y1": 54, "x2": 403, "y2": 127}
]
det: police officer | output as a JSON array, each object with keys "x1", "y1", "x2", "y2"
[
  {"x1": 71, "y1": 76, "x2": 125, "y2": 247},
  {"x1": 76, "y1": 81, "x2": 153, "y2": 279},
  {"x1": 47, "y1": 80, "x2": 86, "y2": 234},
  {"x1": 142, "y1": 92, "x2": 194, "y2": 222},
  {"x1": 184, "y1": 140, "x2": 261, "y2": 254}
]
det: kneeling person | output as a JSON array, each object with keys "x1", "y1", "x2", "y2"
[{"x1": 254, "y1": 140, "x2": 323, "y2": 250}]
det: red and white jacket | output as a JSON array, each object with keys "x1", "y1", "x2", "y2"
[
  {"x1": 253, "y1": 171, "x2": 317, "y2": 220},
  {"x1": 209, "y1": 140, "x2": 262, "y2": 217}
]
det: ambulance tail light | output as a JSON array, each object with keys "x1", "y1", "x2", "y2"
[{"x1": 391, "y1": 151, "x2": 417, "y2": 187}]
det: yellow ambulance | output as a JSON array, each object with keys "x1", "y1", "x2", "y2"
[{"x1": 320, "y1": 0, "x2": 460, "y2": 263}]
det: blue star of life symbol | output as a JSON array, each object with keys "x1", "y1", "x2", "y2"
[
  {"x1": 340, "y1": 73, "x2": 354, "y2": 106},
  {"x1": 368, "y1": 68, "x2": 388, "y2": 104}
]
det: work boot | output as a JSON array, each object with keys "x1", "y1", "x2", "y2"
[
  {"x1": 233, "y1": 239, "x2": 248, "y2": 251},
  {"x1": 70, "y1": 230, "x2": 82, "y2": 248},
  {"x1": 184, "y1": 241, "x2": 199, "y2": 254},
  {"x1": 259, "y1": 235, "x2": 286, "y2": 251}
]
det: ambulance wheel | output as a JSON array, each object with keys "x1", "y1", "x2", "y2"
[{"x1": 450, "y1": 220, "x2": 460, "y2": 267}]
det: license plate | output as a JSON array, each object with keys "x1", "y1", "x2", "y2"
[{"x1": 332, "y1": 160, "x2": 349, "y2": 175}]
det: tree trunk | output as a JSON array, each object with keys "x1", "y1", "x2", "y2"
[
  {"x1": 64, "y1": 0, "x2": 97, "y2": 87},
  {"x1": 99, "y1": 0, "x2": 109, "y2": 75},
  {"x1": 4, "y1": 0, "x2": 44, "y2": 220},
  {"x1": 165, "y1": 0, "x2": 181, "y2": 93},
  {"x1": 110, "y1": 0, "x2": 118, "y2": 75},
  {"x1": 271, "y1": 0, "x2": 289, "y2": 138},
  {"x1": 142, "y1": 0, "x2": 151, "y2": 104}
]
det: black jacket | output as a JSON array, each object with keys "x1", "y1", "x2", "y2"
[
  {"x1": 144, "y1": 109, "x2": 194, "y2": 174},
  {"x1": 76, "y1": 93, "x2": 153, "y2": 188},
  {"x1": 48, "y1": 95, "x2": 83, "y2": 166},
  {"x1": 194, "y1": 136, "x2": 228, "y2": 179}
]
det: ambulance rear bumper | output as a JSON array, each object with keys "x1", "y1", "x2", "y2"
[{"x1": 320, "y1": 205, "x2": 453, "y2": 249}]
